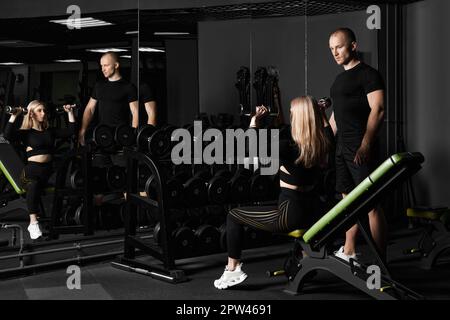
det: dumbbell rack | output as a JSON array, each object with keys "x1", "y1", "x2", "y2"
[
  {"x1": 113, "y1": 148, "x2": 187, "y2": 283},
  {"x1": 49, "y1": 145, "x2": 94, "y2": 238}
]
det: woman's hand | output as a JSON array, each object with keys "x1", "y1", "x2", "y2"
[
  {"x1": 63, "y1": 104, "x2": 76, "y2": 123},
  {"x1": 8, "y1": 107, "x2": 23, "y2": 122},
  {"x1": 250, "y1": 105, "x2": 269, "y2": 128},
  {"x1": 318, "y1": 97, "x2": 332, "y2": 110},
  {"x1": 63, "y1": 104, "x2": 75, "y2": 113}
]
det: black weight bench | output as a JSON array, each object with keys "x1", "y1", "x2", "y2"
[{"x1": 278, "y1": 152, "x2": 425, "y2": 300}]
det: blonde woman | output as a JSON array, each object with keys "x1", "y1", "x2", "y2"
[
  {"x1": 4, "y1": 100, "x2": 75, "y2": 240},
  {"x1": 214, "y1": 96, "x2": 334, "y2": 290}
]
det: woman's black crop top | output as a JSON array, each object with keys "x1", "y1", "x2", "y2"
[
  {"x1": 279, "y1": 125, "x2": 335, "y2": 187},
  {"x1": 4, "y1": 122, "x2": 75, "y2": 157}
]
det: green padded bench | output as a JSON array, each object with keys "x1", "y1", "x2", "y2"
[{"x1": 283, "y1": 152, "x2": 425, "y2": 300}]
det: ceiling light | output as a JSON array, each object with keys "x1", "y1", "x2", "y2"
[
  {"x1": 86, "y1": 48, "x2": 128, "y2": 53},
  {"x1": 50, "y1": 17, "x2": 113, "y2": 28},
  {"x1": 153, "y1": 32, "x2": 190, "y2": 36},
  {"x1": 54, "y1": 59, "x2": 81, "y2": 63},
  {"x1": 0, "y1": 62, "x2": 23, "y2": 66},
  {"x1": 125, "y1": 31, "x2": 139, "y2": 35},
  {"x1": 120, "y1": 55, "x2": 132, "y2": 59},
  {"x1": 139, "y1": 47, "x2": 165, "y2": 53}
]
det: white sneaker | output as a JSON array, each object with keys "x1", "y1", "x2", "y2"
[
  {"x1": 214, "y1": 263, "x2": 248, "y2": 290},
  {"x1": 27, "y1": 222, "x2": 42, "y2": 240},
  {"x1": 333, "y1": 246, "x2": 360, "y2": 267}
]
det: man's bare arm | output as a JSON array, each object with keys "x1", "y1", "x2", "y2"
[
  {"x1": 145, "y1": 101, "x2": 157, "y2": 126},
  {"x1": 362, "y1": 90, "x2": 385, "y2": 146},
  {"x1": 129, "y1": 100, "x2": 139, "y2": 128},
  {"x1": 354, "y1": 89, "x2": 385, "y2": 165},
  {"x1": 329, "y1": 112, "x2": 337, "y2": 135},
  {"x1": 78, "y1": 98, "x2": 97, "y2": 145}
]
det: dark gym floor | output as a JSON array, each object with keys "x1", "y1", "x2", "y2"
[{"x1": 0, "y1": 226, "x2": 450, "y2": 301}]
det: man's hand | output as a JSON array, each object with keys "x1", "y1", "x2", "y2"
[{"x1": 354, "y1": 142, "x2": 370, "y2": 166}]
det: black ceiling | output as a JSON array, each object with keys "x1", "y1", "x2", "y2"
[{"x1": 0, "y1": 0, "x2": 421, "y2": 63}]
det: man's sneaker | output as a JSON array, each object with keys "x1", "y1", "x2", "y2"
[
  {"x1": 333, "y1": 246, "x2": 360, "y2": 267},
  {"x1": 27, "y1": 222, "x2": 42, "y2": 240},
  {"x1": 214, "y1": 263, "x2": 248, "y2": 290}
]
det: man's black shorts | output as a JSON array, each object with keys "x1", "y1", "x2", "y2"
[{"x1": 335, "y1": 140, "x2": 380, "y2": 194}]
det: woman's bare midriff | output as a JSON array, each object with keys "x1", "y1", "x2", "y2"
[
  {"x1": 26, "y1": 147, "x2": 52, "y2": 163},
  {"x1": 279, "y1": 166, "x2": 315, "y2": 192},
  {"x1": 280, "y1": 166, "x2": 300, "y2": 191}
]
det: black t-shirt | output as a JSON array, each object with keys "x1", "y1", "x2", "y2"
[
  {"x1": 4, "y1": 122, "x2": 75, "y2": 157},
  {"x1": 278, "y1": 126, "x2": 335, "y2": 186},
  {"x1": 330, "y1": 62, "x2": 384, "y2": 144},
  {"x1": 91, "y1": 78, "x2": 137, "y2": 127},
  {"x1": 139, "y1": 82, "x2": 155, "y2": 104}
]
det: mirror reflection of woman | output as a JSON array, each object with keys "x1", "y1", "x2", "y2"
[{"x1": 4, "y1": 100, "x2": 75, "y2": 240}]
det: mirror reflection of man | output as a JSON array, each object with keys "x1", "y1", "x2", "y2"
[
  {"x1": 326, "y1": 28, "x2": 387, "y2": 263},
  {"x1": 78, "y1": 52, "x2": 138, "y2": 204},
  {"x1": 78, "y1": 52, "x2": 138, "y2": 146}
]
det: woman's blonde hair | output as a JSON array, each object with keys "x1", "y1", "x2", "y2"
[
  {"x1": 20, "y1": 100, "x2": 48, "y2": 130},
  {"x1": 290, "y1": 96, "x2": 329, "y2": 168}
]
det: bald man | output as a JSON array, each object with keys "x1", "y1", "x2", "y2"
[
  {"x1": 327, "y1": 28, "x2": 387, "y2": 263},
  {"x1": 78, "y1": 52, "x2": 138, "y2": 205},
  {"x1": 78, "y1": 52, "x2": 138, "y2": 147}
]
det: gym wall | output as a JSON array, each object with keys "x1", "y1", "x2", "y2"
[
  {"x1": 405, "y1": 0, "x2": 450, "y2": 206},
  {"x1": 198, "y1": 10, "x2": 378, "y2": 121},
  {"x1": 166, "y1": 39, "x2": 199, "y2": 126},
  {"x1": 10, "y1": 65, "x2": 29, "y2": 106},
  {"x1": 198, "y1": 19, "x2": 252, "y2": 119}
]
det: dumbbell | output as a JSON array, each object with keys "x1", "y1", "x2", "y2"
[
  {"x1": 138, "y1": 165, "x2": 151, "y2": 190},
  {"x1": 70, "y1": 169, "x2": 84, "y2": 189},
  {"x1": 106, "y1": 165, "x2": 127, "y2": 191},
  {"x1": 216, "y1": 169, "x2": 250, "y2": 204},
  {"x1": 137, "y1": 125, "x2": 172, "y2": 159},
  {"x1": 115, "y1": 124, "x2": 136, "y2": 147},
  {"x1": 195, "y1": 169, "x2": 230, "y2": 205},
  {"x1": 248, "y1": 171, "x2": 272, "y2": 202},
  {"x1": 93, "y1": 124, "x2": 114, "y2": 149},
  {"x1": 181, "y1": 208, "x2": 202, "y2": 230},
  {"x1": 144, "y1": 174, "x2": 183, "y2": 207},
  {"x1": 318, "y1": 97, "x2": 332, "y2": 110},
  {"x1": 235, "y1": 168, "x2": 272, "y2": 202},
  {"x1": 73, "y1": 204, "x2": 84, "y2": 225},
  {"x1": 203, "y1": 206, "x2": 226, "y2": 228},
  {"x1": 153, "y1": 222, "x2": 195, "y2": 259},
  {"x1": 91, "y1": 167, "x2": 108, "y2": 193},
  {"x1": 194, "y1": 224, "x2": 220, "y2": 255},
  {"x1": 172, "y1": 171, "x2": 207, "y2": 208},
  {"x1": 62, "y1": 205, "x2": 79, "y2": 226}
]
